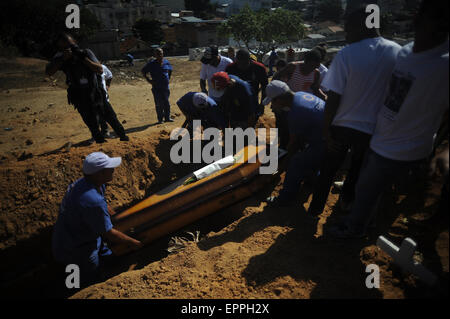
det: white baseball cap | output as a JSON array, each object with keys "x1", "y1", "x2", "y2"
[
  {"x1": 83, "y1": 152, "x2": 122, "y2": 175},
  {"x1": 262, "y1": 80, "x2": 291, "y2": 105},
  {"x1": 192, "y1": 92, "x2": 210, "y2": 108}
]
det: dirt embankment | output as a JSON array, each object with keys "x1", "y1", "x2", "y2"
[{"x1": 0, "y1": 57, "x2": 448, "y2": 299}]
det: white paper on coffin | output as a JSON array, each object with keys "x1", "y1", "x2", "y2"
[{"x1": 193, "y1": 155, "x2": 236, "y2": 181}]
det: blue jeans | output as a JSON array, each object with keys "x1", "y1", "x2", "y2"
[
  {"x1": 152, "y1": 88, "x2": 171, "y2": 122},
  {"x1": 279, "y1": 143, "x2": 326, "y2": 202},
  {"x1": 344, "y1": 148, "x2": 425, "y2": 234}
]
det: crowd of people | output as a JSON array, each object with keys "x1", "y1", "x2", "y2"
[{"x1": 47, "y1": 0, "x2": 448, "y2": 288}]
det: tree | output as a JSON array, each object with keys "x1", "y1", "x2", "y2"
[
  {"x1": 132, "y1": 18, "x2": 164, "y2": 45},
  {"x1": 316, "y1": 0, "x2": 344, "y2": 22},
  {"x1": 218, "y1": 6, "x2": 306, "y2": 61}
]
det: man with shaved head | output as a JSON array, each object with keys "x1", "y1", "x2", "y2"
[
  {"x1": 142, "y1": 47, "x2": 173, "y2": 124},
  {"x1": 226, "y1": 49, "x2": 269, "y2": 116}
]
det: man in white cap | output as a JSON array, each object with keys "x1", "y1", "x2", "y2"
[
  {"x1": 264, "y1": 80, "x2": 326, "y2": 208},
  {"x1": 52, "y1": 152, "x2": 142, "y2": 287},
  {"x1": 176, "y1": 92, "x2": 226, "y2": 132}
]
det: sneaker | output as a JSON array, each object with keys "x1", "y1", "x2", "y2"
[
  {"x1": 95, "y1": 137, "x2": 107, "y2": 144},
  {"x1": 328, "y1": 224, "x2": 366, "y2": 239},
  {"x1": 165, "y1": 118, "x2": 174, "y2": 122},
  {"x1": 266, "y1": 195, "x2": 295, "y2": 207},
  {"x1": 86, "y1": 138, "x2": 95, "y2": 146},
  {"x1": 120, "y1": 135, "x2": 130, "y2": 141},
  {"x1": 157, "y1": 120, "x2": 164, "y2": 124}
]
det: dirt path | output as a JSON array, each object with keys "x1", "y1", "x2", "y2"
[{"x1": 0, "y1": 57, "x2": 448, "y2": 299}]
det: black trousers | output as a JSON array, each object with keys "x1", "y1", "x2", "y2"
[
  {"x1": 76, "y1": 100, "x2": 126, "y2": 141},
  {"x1": 76, "y1": 102, "x2": 104, "y2": 142},
  {"x1": 308, "y1": 125, "x2": 371, "y2": 214},
  {"x1": 98, "y1": 100, "x2": 126, "y2": 138}
]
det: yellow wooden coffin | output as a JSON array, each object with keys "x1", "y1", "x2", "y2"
[{"x1": 110, "y1": 144, "x2": 276, "y2": 256}]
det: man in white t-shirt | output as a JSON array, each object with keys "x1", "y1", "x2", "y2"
[
  {"x1": 97, "y1": 64, "x2": 129, "y2": 141},
  {"x1": 98, "y1": 65, "x2": 113, "y2": 136},
  {"x1": 200, "y1": 46, "x2": 233, "y2": 103},
  {"x1": 329, "y1": 0, "x2": 449, "y2": 238},
  {"x1": 307, "y1": 7, "x2": 402, "y2": 217},
  {"x1": 101, "y1": 64, "x2": 113, "y2": 102}
]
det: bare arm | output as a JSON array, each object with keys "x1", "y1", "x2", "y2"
[
  {"x1": 311, "y1": 70, "x2": 327, "y2": 100},
  {"x1": 200, "y1": 79, "x2": 208, "y2": 94},
  {"x1": 45, "y1": 60, "x2": 63, "y2": 76},
  {"x1": 429, "y1": 145, "x2": 449, "y2": 179},
  {"x1": 322, "y1": 90, "x2": 342, "y2": 151},
  {"x1": 142, "y1": 71, "x2": 154, "y2": 85},
  {"x1": 75, "y1": 47, "x2": 102, "y2": 74},
  {"x1": 83, "y1": 57, "x2": 103, "y2": 74},
  {"x1": 45, "y1": 51, "x2": 69, "y2": 76},
  {"x1": 107, "y1": 206, "x2": 116, "y2": 216},
  {"x1": 273, "y1": 63, "x2": 295, "y2": 82},
  {"x1": 104, "y1": 228, "x2": 142, "y2": 250},
  {"x1": 260, "y1": 68, "x2": 269, "y2": 104}
]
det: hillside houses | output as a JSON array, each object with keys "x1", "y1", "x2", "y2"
[{"x1": 82, "y1": 0, "x2": 414, "y2": 61}]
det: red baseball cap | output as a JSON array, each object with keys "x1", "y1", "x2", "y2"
[{"x1": 211, "y1": 72, "x2": 230, "y2": 90}]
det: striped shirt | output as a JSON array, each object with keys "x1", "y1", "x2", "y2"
[{"x1": 286, "y1": 62, "x2": 317, "y2": 93}]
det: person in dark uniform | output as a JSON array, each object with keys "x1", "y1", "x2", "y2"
[{"x1": 45, "y1": 33, "x2": 125, "y2": 143}]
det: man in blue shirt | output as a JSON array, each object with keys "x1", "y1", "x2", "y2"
[
  {"x1": 125, "y1": 53, "x2": 134, "y2": 66},
  {"x1": 142, "y1": 48, "x2": 173, "y2": 124},
  {"x1": 177, "y1": 92, "x2": 227, "y2": 131},
  {"x1": 52, "y1": 152, "x2": 142, "y2": 287},
  {"x1": 210, "y1": 72, "x2": 258, "y2": 129},
  {"x1": 264, "y1": 80, "x2": 326, "y2": 207}
]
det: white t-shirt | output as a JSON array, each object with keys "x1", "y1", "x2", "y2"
[
  {"x1": 101, "y1": 65, "x2": 113, "y2": 102},
  {"x1": 321, "y1": 37, "x2": 402, "y2": 134},
  {"x1": 370, "y1": 40, "x2": 449, "y2": 161},
  {"x1": 200, "y1": 55, "x2": 233, "y2": 99}
]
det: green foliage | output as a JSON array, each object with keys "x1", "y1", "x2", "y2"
[
  {"x1": 316, "y1": 0, "x2": 343, "y2": 22},
  {"x1": 132, "y1": 18, "x2": 164, "y2": 45},
  {"x1": 0, "y1": 0, "x2": 101, "y2": 58},
  {"x1": 218, "y1": 6, "x2": 305, "y2": 60}
]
